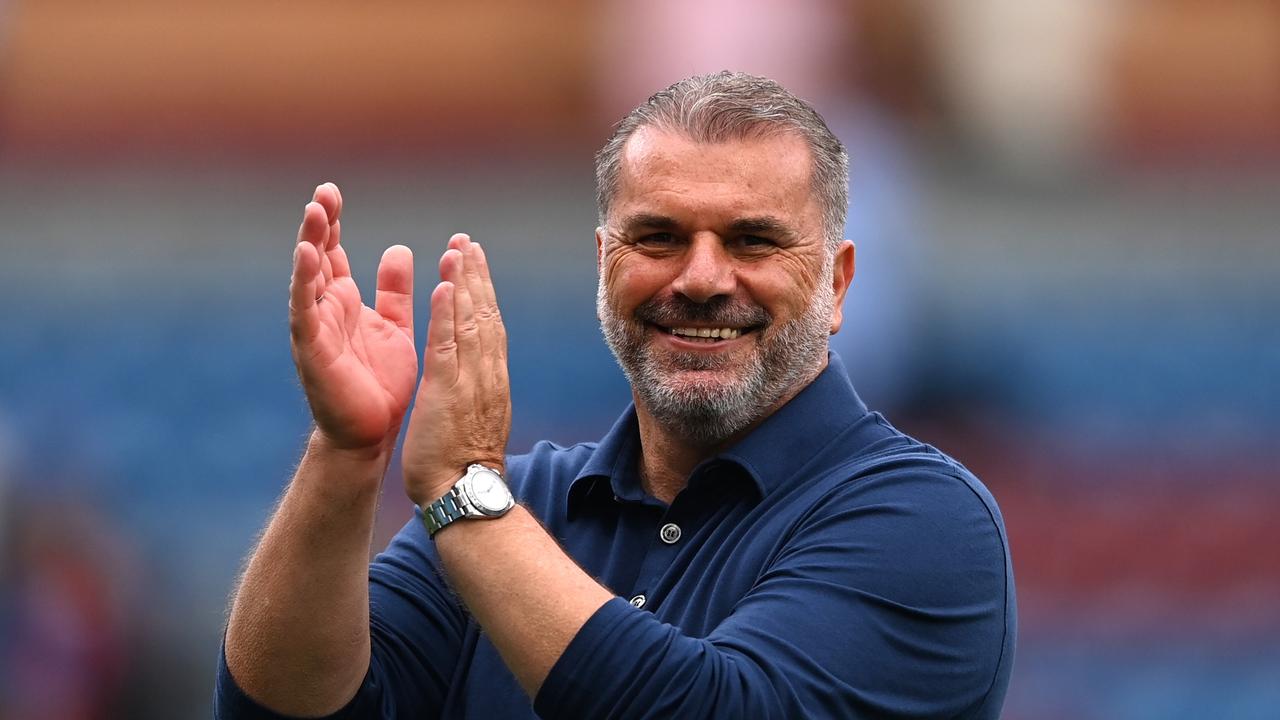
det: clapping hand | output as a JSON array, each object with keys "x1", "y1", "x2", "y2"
[
  {"x1": 289, "y1": 183, "x2": 418, "y2": 456},
  {"x1": 289, "y1": 183, "x2": 510, "y2": 502},
  {"x1": 402, "y1": 233, "x2": 512, "y2": 506}
]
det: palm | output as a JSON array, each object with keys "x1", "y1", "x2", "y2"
[{"x1": 290, "y1": 184, "x2": 418, "y2": 450}]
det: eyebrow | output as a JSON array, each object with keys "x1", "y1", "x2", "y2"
[
  {"x1": 616, "y1": 213, "x2": 797, "y2": 240},
  {"x1": 617, "y1": 212, "x2": 680, "y2": 232},
  {"x1": 728, "y1": 216, "x2": 795, "y2": 240}
]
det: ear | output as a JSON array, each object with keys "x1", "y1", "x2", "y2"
[
  {"x1": 828, "y1": 240, "x2": 855, "y2": 335},
  {"x1": 595, "y1": 226, "x2": 605, "y2": 271}
]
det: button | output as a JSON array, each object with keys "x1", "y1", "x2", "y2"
[
  {"x1": 659, "y1": 523, "x2": 682, "y2": 544},
  {"x1": 629, "y1": 594, "x2": 646, "y2": 608}
]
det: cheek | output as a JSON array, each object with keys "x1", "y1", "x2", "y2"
[
  {"x1": 740, "y1": 263, "x2": 817, "y2": 317},
  {"x1": 604, "y1": 256, "x2": 674, "y2": 307}
]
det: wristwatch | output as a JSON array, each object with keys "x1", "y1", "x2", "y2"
[{"x1": 420, "y1": 464, "x2": 515, "y2": 537}]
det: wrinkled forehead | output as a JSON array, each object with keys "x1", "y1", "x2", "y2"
[
  {"x1": 619, "y1": 124, "x2": 813, "y2": 176},
  {"x1": 614, "y1": 126, "x2": 819, "y2": 219}
]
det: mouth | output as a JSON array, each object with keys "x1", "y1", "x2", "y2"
[
  {"x1": 631, "y1": 297, "x2": 770, "y2": 347},
  {"x1": 651, "y1": 323, "x2": 759, "y2": 344}
]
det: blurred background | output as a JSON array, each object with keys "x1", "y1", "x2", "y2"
[{"x1": 1, "y1": 1, "x2": 1277, "y2": 718}]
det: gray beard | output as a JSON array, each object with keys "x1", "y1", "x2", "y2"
[{"x1": 597, "y1": 265, "x2": 835, "y2": 446}]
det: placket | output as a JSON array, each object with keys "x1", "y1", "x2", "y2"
[{"x1": 622, "y1": 474, "x2": 721, "y2": 612}]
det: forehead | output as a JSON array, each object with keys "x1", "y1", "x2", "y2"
[{"x1": 613, "y1": 127, "x2": 819, "y2": 226}]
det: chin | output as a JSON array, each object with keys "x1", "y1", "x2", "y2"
[{"x1": 636, "y1": 365, "x2": 770, "y2": 441}]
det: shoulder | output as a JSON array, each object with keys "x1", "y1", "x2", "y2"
[
  {"x1": 791, "y1": 416, "x2": 1013, "y2": 601},
  {"x1": 777, "y1": 421, "x2": 1016, "y2": 716},
  {"x1": 817, "y1": 413, "x2": 1005, "y2": 528},
  {"x1": 730, "y1": 417, "x2": 1016, "y2": 718}
]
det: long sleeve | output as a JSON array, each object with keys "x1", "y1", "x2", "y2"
[
  {"x1": 534, "y1": 467, "x2": 1015, "y2": 720},
  {"x1": 215, "y1": 517, "x2": 470, "y2": 720}
]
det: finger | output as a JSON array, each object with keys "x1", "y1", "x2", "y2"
[
  {"x1": 298, "y1": 203, "x2": 330, "y2": 300},
  {"x1": 300, "y1": 200, "x2": 334, "y2": 289},
  {"x1": 313, "y1": 183, "x2": 342, "y2": 233},
  {"x1": 299, "y1": 201, "x2": 329, "y2": 250},
  {"x1": 329, "y1": 182, "x2": 344, "y2": 222},
  {"x1": 471, "y1": 242, "x2": 507, "y2": 362},
  {"x1": 326, "y1": 205, "x2": 343, "y2": 253},
  {"x1": 289, "y1": 241, "x2": 322, "y2": 343},
  {"x1": 321, "y1": 184, "x2": 346, "y2": 274},
  {"x1": 440, "y1": 247, "x2": 481, "y2": 372},
  {"x1": 327, "y1": 229, "x2": 352, "y2": 279},
  {"x1": 460, "y1": 242, "x2": 496, "y2": 358},
  {"x1": 423, "y1": 280, "x2": 458, "y2": 385},
  {"x1": 318, "y1": 243, "x2": 334, "y2": 287},
  {"x1": 375, "y1": 245, "x2": 414, "y2": 336}
]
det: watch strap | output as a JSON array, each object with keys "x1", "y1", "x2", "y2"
[{"x1": 422, "y1": 487, "x2": 469, "y2": 536}]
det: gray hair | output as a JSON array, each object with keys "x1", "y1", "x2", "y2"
[{"x1": 594, "y1": 71, "x2": 849, "y2": 249}]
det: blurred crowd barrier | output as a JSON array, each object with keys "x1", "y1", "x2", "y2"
[{"x1": 2, "y1": 1, "x2": 1278, "y2": 718}]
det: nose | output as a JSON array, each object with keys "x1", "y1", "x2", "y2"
[{"x1": 671, "y1": 234, "x2": 735, "y2": 303}]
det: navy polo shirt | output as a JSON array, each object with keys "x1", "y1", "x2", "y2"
[{"x1": 216, "y1": 353, "x2": 1015, "y2": 719}]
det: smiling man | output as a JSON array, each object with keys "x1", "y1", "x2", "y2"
[
  {"x1": 597, "y1": 127, "x2": 842, "y2": 463},
  {"x1": 217, "y1": 72, "x2": 1015, "y2": 719}
]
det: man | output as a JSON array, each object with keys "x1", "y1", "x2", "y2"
[{"x1": 217, "y1": 72, "x2": 1015, "y2": 719}]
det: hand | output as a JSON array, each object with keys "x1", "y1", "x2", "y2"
[
  {"x1": 402, "y1": 233, "x2": 512, "y2": 505},
  {"x1": 289, "y1": 183, "x2": 418, "y2": 454}
]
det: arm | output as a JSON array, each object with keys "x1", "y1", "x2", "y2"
[
  {"x1": 400, "y1": 235, "x2": 613, "y2": 697},
  {"x1": 222, "y1": 184, "x2": 423, "y2": 717},
  {"x1": 222, "y1": 435, "x2": 386, "y2": 715},
  {"x1": 402, "y1": 237, "x2": 1011, "y2": 717},
  {"x1": 537, "y1": 470, "x2": 1014, "y2": 719}
]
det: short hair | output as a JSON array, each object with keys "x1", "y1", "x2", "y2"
[{"x1": 594, "y1": 71, "x2": 849, "y2": 249}]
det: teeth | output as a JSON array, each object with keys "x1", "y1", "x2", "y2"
[{"x1": 671, "y1": 327, "x2": 742, "y2": 340}]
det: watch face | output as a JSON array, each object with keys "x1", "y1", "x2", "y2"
[{"x1": 467, "y1": 469, "x2": 512, "y2": 514}]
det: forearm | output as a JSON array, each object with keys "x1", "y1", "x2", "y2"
[
  {"x1": 432, "y1": 508, "x2": 778, "y2": 718},
  {"x1": 224, "y1": 431, "x2": 388, "y2": 716},
  {"x1": 433, "y1": 504, "x2": 613, "y2": 697}
]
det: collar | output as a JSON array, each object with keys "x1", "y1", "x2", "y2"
[
  {"x1": 712, "y1": 352, "x2": 869, "y2": 496},
  {"x1": 567, "y1": 407, "x2": 652, "y2": 519},
  {"x1": 567, "y1": 352, "x2": 869, "y2": 515}
]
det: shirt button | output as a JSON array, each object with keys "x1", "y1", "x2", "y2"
[
  {"x1": 659, "y1": 523, "x2": 682, "y2": 544},
  {"x1": 629, "y1": 594, "x2": 646, "y2": 608}
]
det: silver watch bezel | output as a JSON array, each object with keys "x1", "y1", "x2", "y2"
[
  {"x1": 420, "y1": 464, "x2": 514, "y2": 537},
  {"x1": 459, "y1": 464, "x2": 515, "y2": 516}
]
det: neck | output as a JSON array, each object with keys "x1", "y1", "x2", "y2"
[
  {"x1": 633, "y1": 419, "x2": 716, "y2": 505},
  {"x1": 633, "y1": 357, "x2": 828, "y2": 504}
]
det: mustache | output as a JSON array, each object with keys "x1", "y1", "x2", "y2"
[{"x1": 634, "y1": 295, "x2": 771, "y2": 328}]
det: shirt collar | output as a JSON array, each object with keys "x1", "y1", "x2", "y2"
[
  {"x1": 713, "y1": 352, "x2": 869, "y2": 496},
  {"x1": 567, "y1": 352, "x2": 869, "y2": 514},
  {"x1": 567, "y1": 406, "x2": 648, "y2": 518}
]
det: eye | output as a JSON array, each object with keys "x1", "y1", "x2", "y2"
[
  {"x1": 637, "y1": 232, "x2": 678, "y2": 246},
  {"x1": 732, "y1": 235, "x2": 776, "y2": 251}
]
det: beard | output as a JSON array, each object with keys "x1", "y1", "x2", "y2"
[{"x1": 598, "y1": 264, "x2": 835, "y2": 446}]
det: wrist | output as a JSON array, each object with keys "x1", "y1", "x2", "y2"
[
  {"x1": 405, "y1": 457, "x2": 506, "y2": 507},
  {"x1": 282, "y1": 430, "x2": 390, "y2": 519},
  {"x1": 300, "y1": 431, "x2": 393, "y2": 502},
  {"x1": 414, "y1": 462, "x2": 515, "y2": 536},
  {"x1": 307, "y1": 429, "x2": 392, "y2": 465}
]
